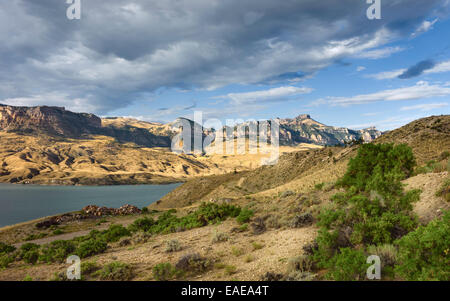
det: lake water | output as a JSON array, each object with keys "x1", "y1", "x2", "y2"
[{"x1": 0, "y1": 183, "x2": 181, "y2": 227}]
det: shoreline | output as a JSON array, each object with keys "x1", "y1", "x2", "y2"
[{"x1": 0, "y1": 179, "x2": 186, "y2": 187}]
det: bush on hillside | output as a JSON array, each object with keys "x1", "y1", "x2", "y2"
[
  {"x1": 0, "y1": 242, "x2": 16, "y2": 254},
  {"x1": 39, "y1": 240, "x2": 76, "y2": 263},
  {"x1": 338, "y1": 143, "x2": 416, "y2": 195},
  {"x1": 394, "y1": 211, "x2": 450, "y2": 281},
  {"x1": 76, "y1": 239, "x2": 108, "y2": 259},
  {"x1": 95, "y1": 262, "x2": 134, "y2": 281},
  {"x1": 312, "y1": 143, "x2": 420, "y2": 280},
  {"x1": 127, "y1": 203, "x2": 241, "y2": 234},
  {"x1": 236, "y1": 208, "x2": 254, "y2": 224},
  {"x1": 326, "y1": 248, "x2": 369, "y2": 281}
]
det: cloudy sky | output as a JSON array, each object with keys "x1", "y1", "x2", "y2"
[{"x1": 1, "y1": 0, "x2": 450, "y2": 130}]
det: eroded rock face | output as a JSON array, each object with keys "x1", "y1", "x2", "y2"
[
  {"x1": 0, "y1": 104, "x2": 171, "y2": 147},
  {"x1": 0, "y1": 104, "x2": 101, "y2": 137},
  {"x1": 277, "y1": 114, "x2": 382, "y2": 146}
]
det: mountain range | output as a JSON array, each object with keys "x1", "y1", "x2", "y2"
[{"x1": 0, "y1": 104, "x2": 381, "y2": 148}]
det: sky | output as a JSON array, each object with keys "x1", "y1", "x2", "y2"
[{"x1": 1, "y1": 0, "x2": 450, "y2": 131}]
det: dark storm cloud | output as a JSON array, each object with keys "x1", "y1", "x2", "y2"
[
  {"x1": 0, "y1": 0, "x2": 448, "y2": 113},
  {"x1": 398, "y1": 59, "x2": 436, "y2": 79}
]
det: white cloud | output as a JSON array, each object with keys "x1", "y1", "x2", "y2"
[
  {"x1": 0, "y1": 0, "x2": 446, "y2": 114},
  {"x1": 1, "y1": 93, "x2": 99, "y2": 113},
  {"x1": 368, "y1": 60, "x2": 450, "y2": 80},
  {"x1": 354, "y1": 46, "x2": 404, "y2": 59},
  {"x1": 411, "y1": 18, "x2": 439, "y2": 37},
  {"x1": 321, "y1": 81, "x2": 450, "y2": 106},
  {"x1": 367, "y1": 68, "x2": 407, "y2": 80},
  {"x1": 424, "y1": 60, "x2": 450, "y2": 74},
  {"x1": 346, "y1": 115, "x2": 422, "y2": 131},
  {"x1": 220, "y1": 86, "x2": 313, "y2": 105},
  {"x1": 357, "y1": 66, "x2": 366, "y2": 72},
  {"x1": 400, "y1": 102, "x2": 448, "y2": 111},
  {"x1": 362, "y1": 112, "x2": 378, "y2": 116}
]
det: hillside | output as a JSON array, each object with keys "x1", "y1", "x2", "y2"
[
  {"x1": 0, "y1": 104, "x2": 381, "y2": 185},
  {"x1": 0, "y1": 114, "x2": 448, "y2": 281},
  {"x1": 278, "y1": 114, "x2": 381, "y2": 145},
  {"x1": 154, "y1": 115, "x2": 450, "y2": 208},
  {"x1": 375, "y1": 115, "x2": 450, "y2": 165}
]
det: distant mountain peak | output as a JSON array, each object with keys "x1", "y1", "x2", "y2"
[{"x1": 296, "y1": 114, "x2": 311, "y2": 120}]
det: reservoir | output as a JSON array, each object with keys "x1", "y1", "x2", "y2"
[{"x1": 0, "y1": 183, "x2": 181, "y2": 227}]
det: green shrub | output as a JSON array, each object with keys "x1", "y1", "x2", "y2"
[
  {"x1": 439, "y1": 151, "x2": 450, "y2": 161},
  {"x1": 76, "y1": 239, "x2": 107, "y2": 259},
  {"x1": 39, "y1": 240, "x2": 76, "y2": 263},
  {"x1": 326, "y1": 248, "x2": 369, "y2": 281},
  {"x1": 287, "y1": 255, "x2": 313, "y2": 274},
  {"x1": 211, "y1": 231, "x2": 229, "y2": 243},
  {"x1": 53, "y1": 229, "x2": 64, "y2": 235},
  {"x1": 175, "y1": 253, "x2": 211, "y2": 274},
  {"x1": 312, "y1": 143, "x2": 421, "y2": 279},
  {"x1": 130, "y1": 203, "x2": 241, "y2": 234},
  {"x1": 394, "y1": 211, "x2": 450, "y2": 281},
  {"x1": 101, "y1": 224, "x2": 131, "y2": 242},
  {"x1": 19, "y1": 243, "x2": 40, "y2": 264},
  {"x1": 152, "y1": 263, "x2": 182, "y2": 281},
  {"x1": 24, "y1": 233, "x2": 47, "y2": 241},
  {"x1": 23, "y1": 275, "x2": 33, "y2": 281},
  {"x1": 0, "y1": 254, "x2": 14, "y2": 269},
  {"x1": 165, "y1": 239, "x2": 182, "y2": 252},
  {"x1": 81, "y1": 261, "x2": 101, "y2": 276},
  {"x1": 23, "y1": 250, "x2": 39, "y2": 264},
  {"x1": 231, "y1": 247, "x2": 244, "y2": 257},
  {"x1": 239, "y1": 223, "x2": 249, "y2": 232},
  {"x1": 224, "y1": 265, "x2": 237, "y2": 275},
  {"x1": 252, "y1": 242, "x2": 264, "y2": 250},
  {"x1": 95, "y1": 262, "x2": 133, "y2": 281},
  {"x1": 141, "y1": 207, "x2": 149, "y2": 214},
  {"x1": 0, "y1": 242, "x2": 16, "y2": 254},
  {"x1": 366, "y1": 244, "x2": 398, "y2": 274},
  {"x1": 236, "y1": 208, "x2": 254, "y2": 224},
  {"x1": 20, "y1": 243, "x2": 40, "y2": 253},
  {"x1": 416, "y1": 160, "x2": 447, "y2": 175},
  {"x1": 315, "y1": 183, "x2": 325, "y2": 191},
  {"x1": 128, "y1": 217, "x2": 155, "y2": 232},
  {"x1": 435, "y1": 178, "x2": 450, "y2": 202},
  {"x1": 338, "y1": 143, "x2": 415, "y2": 195}
]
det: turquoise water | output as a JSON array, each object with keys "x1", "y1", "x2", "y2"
[{"x1": 0, "y1": 183, "x2": 181, "y2": 227}]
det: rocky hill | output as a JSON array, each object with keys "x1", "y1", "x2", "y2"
[
  {"x1": 0, "y1": 104, "x2": 171, "y2": 148},
  {"x1": 154, "y1": 115, "x2": 449, "y2": 208},
  {"x1": 0, "y1": 104, "x2": 101, "y2": 137},
  {"x1": 0, "y1": 104, "x2": 381, "y2": 149},
  {"x1": 277, "y1": 114, "x2": 381, "y2": 145}
]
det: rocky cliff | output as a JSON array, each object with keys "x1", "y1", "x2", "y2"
[
  {"x1": 277, "y1": 114, "x2": 381, "y2": 145},
  {"x1": 0, "y1": 104, "x2": 170, "y2": 147},
  {"x1": 0, "y1": 104, "x2": 381, "y2": 148},
  {"x1": 0, "y1": 104, "x2": 101, "y2": 137}
]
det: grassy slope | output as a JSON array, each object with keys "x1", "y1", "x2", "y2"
[{"x1": 154, "y1": 115, "x2": 450, "y2": 209}]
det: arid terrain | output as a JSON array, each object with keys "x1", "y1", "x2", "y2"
[
  {"x1": 0, "y1": 104, "x2": 379, "y2": 185},
  {"x1": 0, "y1": 114, "x2": 448, "y2": 281}
]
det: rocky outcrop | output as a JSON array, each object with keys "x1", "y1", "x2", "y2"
[
  {"x1": 0, "y1": 104, "x2": 381, "y2": 148},
  {"x1": 35, "y1": 204, "x2": 142, "y2": 228},
  {"x1": 277, "y1": 114, "x2": 381, "y2": 146},
  {"x1": 0, "y1": 104, "x2": 101, "y2": 137},
  {"x1": 0, "y1": 104, "x2": 170, "y2": 147}
]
